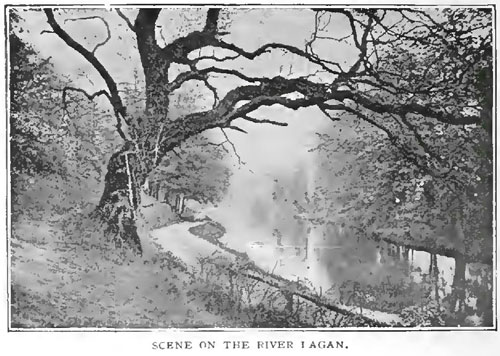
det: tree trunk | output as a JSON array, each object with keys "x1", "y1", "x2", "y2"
[
  {"x1": 402, "y1": 246, "x2": 409, "y2": 261},
  {"x1": 91, "y1": 14, "x2": 180, "y2": 256},
  {"x1": 432, "y1": 253, "x2": 440, "y2": 303},
  {"x1": 94, "y1": 141, "x2": 145, "y2": 255},
  {"x1": 92, "y1": 50, "x2": 172, "y2": 255},
  {"x1": 452, "y1": 253, "x2": 466, "y2": 312},
  {"x1": 429, "y1": 253, "x2": 435, "y2": 275},
  {"x1": 175, "y1": 193, "x2": 185, "y2": 215}
]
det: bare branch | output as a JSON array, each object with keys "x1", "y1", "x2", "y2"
[
  {"x1": 201, "y1": 77, "x2": 219, "y2": 108},
  {"x1": 44, "y1": 10, "x2": 127, "y2": 122},
  {"x1": 64, "y1": 15, "x2": 111, "y2": 54},
  {"x1": 340, "y1": 104, "x2": 397, "y2": 142},
  {"x1": 166, "y1": 66, "x2": 262, "y2": 94},
  {"x1": 193, "y1": 53, "x2": 240, "y2": 63},
  {"x1": 241, "y1": 115, "x2": 288, "y2": 127},
  {"x1": 157, "y1": 26, "x2": 168, "y2": 47},
  {"x1": 350, "y1": 92, "x2": 482, "y2": 126},
  {"x1": 218, "y1": 41, "x2": 344, "y2": 75},
  {"x1": 220, "y1": 128, "x2": 243, "y2": 165},
  {"x1": 161, "y1": 24, "x2": 344, "y2": 74},
  {"x1": 60, "y1": 86, "x2": 127, "y2": 140},
  {"x1": 227, "y1": 125, "x2": 248, "y2": 134},
  {"x1": 205, "y1": 140, "x2": 230, "y2": 154},
  {"x1": 318, "y1": 104, "x2": 342, "y2": 122},
  {"x1": 61, "y1": 86, "x2": 111, "y2": 103},
  {"x1": 116, "y1": 7, "x2": 488, "y2": 179},
  {"x1": 115, "y1": 8, "x2": 135, "y2": 32},
  {"x1": 342, "y1": 105, "x2": 455, "y2": 178}
]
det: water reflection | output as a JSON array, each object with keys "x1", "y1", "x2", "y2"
[
  {"x1": 240, "y1": 226, "x2": 450, "y2": 291},
  {"x1": 195, "y1": 162, "x2": 492, "y2": 325},
  {"x1": 215, "y1": 219, "x2": 491, "y2": 324}
]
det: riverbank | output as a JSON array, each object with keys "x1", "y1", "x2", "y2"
[
  {"x1": 10, "y1": 190, "x2": 492, "y2": 328},
  {"x1": 151, "y1": 220, "x2": 403, "y2": 327},
  {"x1": 10, "y1": 195, "x2": 386, "y2": 328},
  {"x1": 177, "y1": 202, "x2": 493, "y2": 327}
]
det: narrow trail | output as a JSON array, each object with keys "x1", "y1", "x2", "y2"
[{"x1": 150, "y1": 221, "x2": 222, "y2": 265}]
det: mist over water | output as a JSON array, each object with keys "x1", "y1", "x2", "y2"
[{"x1": 201, "y1": 111, "x2": 461, "y2": 307}]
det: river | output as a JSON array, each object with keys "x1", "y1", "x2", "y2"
[{"x1": 171, "y1": 197, "x2": 493, "y2": 325}]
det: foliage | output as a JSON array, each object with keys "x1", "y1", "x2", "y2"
[
  {"x1": 308, "y1": 8, "x2": 493, "y2": 263},
  {"x1": 10, "y1": 12, "x2": 64, "y2": 180},
  {"x1": 400, "y1": 300, "x2": 446, "y2": 327},
  {"x1": 188, "y1": 220, "x2": 226, "y2": 242},
  {"x1": 150, "y1": 132, "x2": 232, "y2": 205},
  {"x1": 9, "y1": 10, "x2": 121, "y2": 203}
]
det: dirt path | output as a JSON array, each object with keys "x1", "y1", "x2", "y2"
[
  {"x1": 150, "y1": 221, "x2": 223, "y2": 265},
  {"x1": 150, "y1": 220, "x2": 404, "y2": 327}
]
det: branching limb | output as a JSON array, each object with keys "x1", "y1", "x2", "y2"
[
  {"x1": 346, "y1": 14, "x2": 374, "y2": 75},
  {"x1": 161, "y1": 28, "x2": 343, "y2": 74},
  {"x1": 63, "y1": 15, "x2": 111, "y2": 54},
  {"x1": 396, "y1": 113, "x2": 443, "y2": 164},
  {"x1": 350, "y1": 92, "x2": 482, "y2": 126},
  {"x1": 115, "y1": 8, "x2": 135, "y2": 32},
  {"x1": 318, "y1": 103, "x2": 342, "y2": 122},
  {"x1": 205, "y1": 140, "x2": 230, "y2": 154},
  {"x1": 193, "y1": 53, "x2": 240, "y2": 63},
  {"x1": 157, "y1": 26, "x2": 168, "y2": 47},
  {"x1": 61, "y1": 86, "x2": 111, "y2": 104},
  {"x1": 157, "y1": 62, "x2": 481, "y2": 166},
  {"x1": 60, "y1": 86, "x2": 127, "y2": 140},
  {"x1": 44, "y1": 9, "x2": 128, "y2": 125},
  {"x1": 342, "y1": 104, "x2": 456, "y2": 178},
  {"x1": 166, "y1": 66, "x2": 262, "y2": 93},
  {"x1": 201, "y1": 77, "x2": 219, "y2": 108},
  {"x1": 220, "y1": 128, "x2": 243, "y2": 165},
  {"x1": 218, "y1": 41, "x2": 344, "y2": 75},
  {"x1": 204, "y1": 8, "x2": 221, "y2": 33},
  {"x1": 227, "y1": 126, "x2": 248, "y2": 134},
  {"x1": 241, "y1": 115, "x2": 288, "y2": 127}
]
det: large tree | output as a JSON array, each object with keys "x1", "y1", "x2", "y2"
[{"x1": 38, "y1": 7, "x2": 492, "y2": 255}]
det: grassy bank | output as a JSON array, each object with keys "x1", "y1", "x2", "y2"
[{"x1": 11, "y1": 174, "x2": 372, "y2": 328}]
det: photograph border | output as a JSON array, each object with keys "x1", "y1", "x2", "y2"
[{"x1": 4, "y1": 1, "x2": 498, "y2": 333}]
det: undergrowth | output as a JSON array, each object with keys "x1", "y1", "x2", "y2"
[{"x1": 11, "y1": 174, "x2": 357, "y2": 328}]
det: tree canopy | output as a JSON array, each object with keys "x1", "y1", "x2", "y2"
[{"x1": 14, "y1": 7, "x2": 492, "y2": 256}]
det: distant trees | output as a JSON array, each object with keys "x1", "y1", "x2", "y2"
[
  {"x1": 147, "y1": 133, "x2": 232, "y2": 214},
  {"x1": 311, "y1": 8, "x2": 493, "y2": 266},
  {"x1": 10, "y1": 12, "x2": 63, "y2": 181},
  {"x1": 9, "y1": 10, "x2": 121, "y2": 215}
]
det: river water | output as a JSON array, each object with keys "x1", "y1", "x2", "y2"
[
  {"x1": 183, "y1": 197, "x2": 492, "y2": 322},
  {"x1": 217, "y1": 220, "x2": 456, "y2": 310}
]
